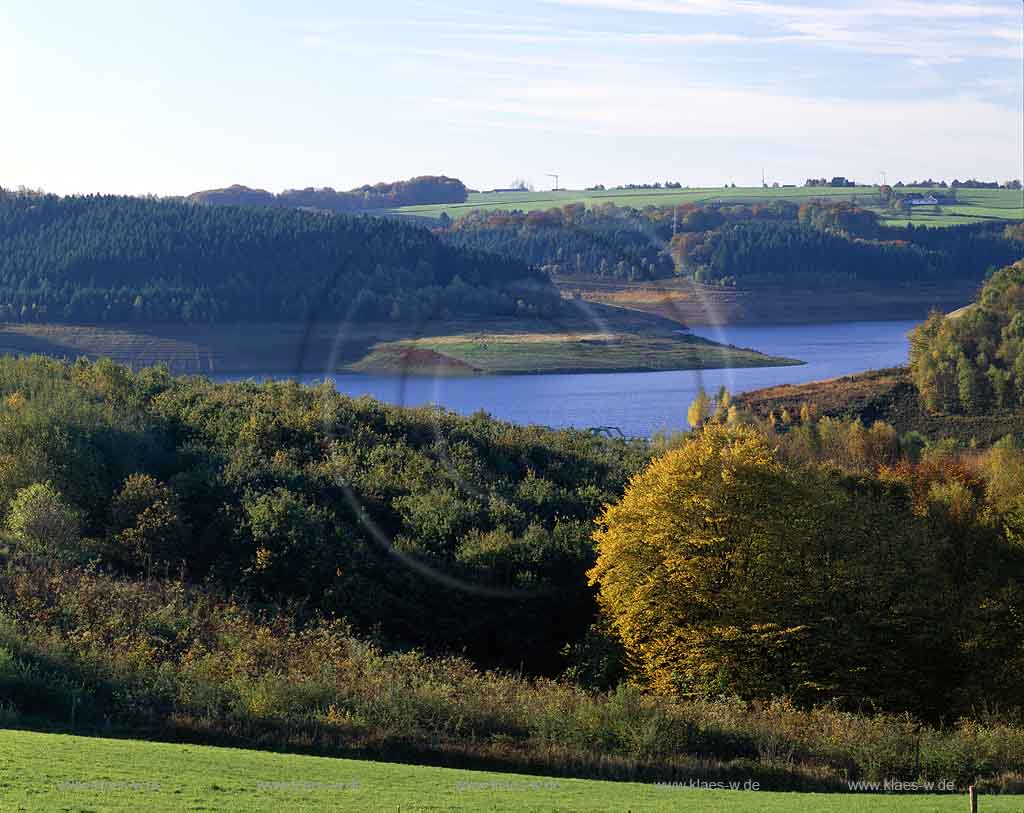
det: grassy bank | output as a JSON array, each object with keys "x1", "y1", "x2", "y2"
[
  {"x1": 736, "y1": 367, "x2": 1024, "y2": 446},
  {"x1": 0, "y1": 304, "x2": 801, "y2": 375},
  {"x1": 350, "y1": 327, "x2": 799, "y2": 374},
  {"x1": 4, "y1": 730, "x2": 1017, "y2": 813}
]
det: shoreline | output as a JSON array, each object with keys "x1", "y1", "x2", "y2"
[
  {"x1": 0, "y1": 313, "x2": 802, "y2": 377},
  {"x1": 554, "y1": 278, "x2": 978, "y2": 327}
]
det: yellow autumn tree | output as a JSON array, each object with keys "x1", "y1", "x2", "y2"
[
  {"x1": 589, "y1": 424, "x2": 951, "y2": 712},
  {"x1": 687, "y1": 388, "x2": 712, "y2": 427},
  {"x1": 108, "y1": 473, "x2": 186, "y2": 568}
]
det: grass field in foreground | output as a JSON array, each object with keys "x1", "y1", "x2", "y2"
[
  {"x1": 2, "y1": 730, "x2": 1021, "y2": 813},
  {"x1": 389, "y1": 185, "x2": 1024, "y2": 225}
]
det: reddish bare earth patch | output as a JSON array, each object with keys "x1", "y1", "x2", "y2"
[{"x1": 377, "y1": 346, "x2": 479, "y2": 374}]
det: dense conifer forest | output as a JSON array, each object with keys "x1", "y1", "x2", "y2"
[{"x1": 0, "y1": 190, "x2": 557, "y2": 323}]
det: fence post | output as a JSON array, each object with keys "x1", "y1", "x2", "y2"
[{"x1": 969, "y1": 784, "x2": 978, "y2": 813}]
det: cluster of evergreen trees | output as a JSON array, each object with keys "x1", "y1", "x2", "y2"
[
  {"x1": 671, "y1": 217, "x2": 1020, "y2": 288},
  {"x1": 674, "y1": 222, "x2": 941, "y2": 287},
  {"x1": 911, "y1": 260, "x2": 1024, "y2": 414},
  {"x1": 0, "y1": 191, "x2": 558, "y2": 323},
  {"x1": 188, "y1": 175, "x2": 468, "y2": 212}
]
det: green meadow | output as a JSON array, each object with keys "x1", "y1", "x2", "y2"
[
  {"x1": 391, "y1": 185, "x2": 890, "y2": 219},
  {"x1": 390, "y1": 185, "x2": 1024, "y2": 226},
  {"x1": 2, "y1": 730, "x2": 1021, "y2": 813},
  {"x1": 351, "y1": 326, "x2": 800, "y2": 375}
]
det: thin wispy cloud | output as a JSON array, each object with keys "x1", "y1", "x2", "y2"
[
  {"x1": 5, "y1": 1, "x2": 1020, "y2": 193},
  {"x1": 543, "y1": 0, "x2": 1016, "y2": 19},
  {"x1": 294, "y1": 2, "x2": 1021, "y2": 64},
  {"x1": 541, "y1": 0, "x2": 1021, "y2": 58},
  {"x1": 421, "y1": 78, "x2": 1020, "y2": 143}
]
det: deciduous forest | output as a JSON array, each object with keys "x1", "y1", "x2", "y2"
[{"x1": 438, "y1": 200, "x2": 1022, "y2": 287}]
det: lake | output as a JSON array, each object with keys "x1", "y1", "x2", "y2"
[{"x1": 248, "y1": 320, "x2": 918, "y2": 438}]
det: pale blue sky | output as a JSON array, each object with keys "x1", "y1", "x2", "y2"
[{"x1": 2, "y1": 1, "x2": 1021, "y2": 195}]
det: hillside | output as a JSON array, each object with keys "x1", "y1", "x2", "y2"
[
  {"x1": 435, "y1": 199, "x2": 1021, "y2": 324},
  {"x1": 2, "y1": 357, "x2": 1024, "y2": 796},
  {"x1": 0, "y1": 190, "x2": 556, "y2": 324},
  {"x1": 736, "y1": 367, "x2": 1024, "y2": 446},
  {"x1": 189, "y1": 174, "x2": 468, "y2": 212},
  {"x1": 727, "y1": 260, "x2": 1024, "y2": 444},
  {"x1": 441, "y1": 205, "x2": 675, "y2": 281},
  {"x1": 910, "y1": 259, "x2": 1024, "y2": 414}
]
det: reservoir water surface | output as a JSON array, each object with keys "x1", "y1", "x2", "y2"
[{"x1": 240, "y1": 320, "x2": 917, "y2": 438}]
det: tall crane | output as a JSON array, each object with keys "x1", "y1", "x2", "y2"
[{"x1": 545, "y1": 173, "x2": 560, "y2": 191}]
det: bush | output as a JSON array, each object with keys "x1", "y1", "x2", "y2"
[
  {"x1": 6, "y1": 482, "x2": 81, "y2": 560},
  {"x1": 1, "y1": 560, "x2": 1022, "y2": 789}
]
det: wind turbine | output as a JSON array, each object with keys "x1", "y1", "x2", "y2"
[{"x1": 545, "y1": 173, "x2": 560, "y2": 191}]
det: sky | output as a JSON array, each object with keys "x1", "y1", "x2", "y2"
[{"x1": 1, "y1": 0, "x2": 1022, "y2": 196}]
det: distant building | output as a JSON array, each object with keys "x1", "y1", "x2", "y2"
[{"x1": 907, "y1": 194, "x2": 939, "y2": 207}]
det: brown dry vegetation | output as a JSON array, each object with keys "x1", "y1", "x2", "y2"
[
  {"x1": 736, "y1": 367, "x2": 1024, "y2": 446},
  {"x1": 3, "y1": 561, "x2": 1023, "y2": 793}
]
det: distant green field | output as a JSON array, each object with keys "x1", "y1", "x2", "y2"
[
  {"x1": 2, "y1": 730, "x2": 1021, "y2": 812},
  {"x1": 390, "y1": 185, "x2": 1024, "y2": 227},
  {"x1": 879, "y1": 189, "x2": 1024, "y2": 227},
  {"x1": 391, "y1": 185, "x2": 887, "y2": 218}
]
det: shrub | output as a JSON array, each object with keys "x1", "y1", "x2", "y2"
[{"x1": 6, "y1": 482, "x2": 81, "y2": 560}]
